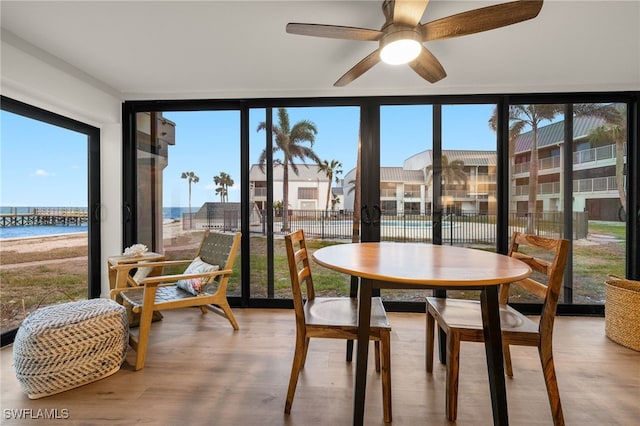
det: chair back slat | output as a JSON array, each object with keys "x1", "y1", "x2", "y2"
[
  {"x1": 285, "y1": 230, "x2": 314, "y2": 327},
  {"x1": 511, "y1": 277, "x2": 548, "y2": 299},
  {"x1": 199, "y1": 231, "x2": 241, "y2": 271},
  {"x1": 511, "y1": 252, "x2": 552, "y2": 276},
  {"x1": 507, "y1": 232, "x2": 570, "y2": 334}
]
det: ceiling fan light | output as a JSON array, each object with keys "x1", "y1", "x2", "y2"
[
  {"x1": 381, "y1": 39, "x2": 421, "y2": 64},
  {"x1": 379, "y1": 28, "x2": 422, "y2": 65}
]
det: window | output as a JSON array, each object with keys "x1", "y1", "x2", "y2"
[
  {"x1": 122, "y1": 94, "x2": 638, "y2": 314},
  {"x1": 298, "y1": 187, "x2": 318, "y2": 200},
  {"x1": 1, "y1": 97, "x2": 100, "y2": 345}
]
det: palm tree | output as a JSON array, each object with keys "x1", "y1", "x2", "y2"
[
  {"x1": 351, "y1": 130, "x2": 362, "y2": 244},
  {"x1": 181, "y1": 171, "x2": 199, "y2": 220},
  {"x1": 574, "y1": 103, "x2": 627, "y2": 217},
  {"x1": 215, "y1": 187, "x2": 227, "y2": 203},
  {"x1": 256, "y1": 108, "x2": 320, "y2": 232},
  {"x1": 424, "y1": 155, "x2": 467, "y2": 215},
  {"x1": 489, "y1": 104, "x2": 562, "y2": 231},
  {"x1": 331, "y1": 193, "x2": 341, "y2": 211},
  {"x1": 214, "y1": 172, "x2": 234, "y2": 203},
  {"x1": 318, "y1": 159, "x2": 343, "y2": 211}
]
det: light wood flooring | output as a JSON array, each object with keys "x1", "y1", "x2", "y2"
[{"x1": 2, "y1": 309, "x2": 639, "y2": 425}]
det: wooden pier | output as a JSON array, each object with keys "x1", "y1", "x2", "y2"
[{"x1": 0, "y1": 208, "x2": 88, "y2": 228}]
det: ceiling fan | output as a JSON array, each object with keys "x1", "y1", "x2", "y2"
[{"x1": 286, "y1": 0, "x2": 543, "y2": 86}]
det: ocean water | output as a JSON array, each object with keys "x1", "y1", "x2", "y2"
[
  {"x1": 0, "y1": 206, "x2": 187, "y2": 239},
  {"x1": 163, "y1": 207, "x2": 190, "y2": 220},
  {"x1": 0, "y1": 225, "x2": 88, "y2": 240}
]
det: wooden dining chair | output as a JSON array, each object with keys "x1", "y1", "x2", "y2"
[
  {"x1": 284, "y1": 229, "x2": 393, "y2": 423},
  {"x1": 110, "y1": 231, "x2": 241, "y2": 370},
  {"x1": 425, "y1": 232, "x2": 569, "y2": 425}
]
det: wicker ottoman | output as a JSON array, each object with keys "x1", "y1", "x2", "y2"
[{"x1": 13, "y1": 298, "x2": 129, "y2": 399}]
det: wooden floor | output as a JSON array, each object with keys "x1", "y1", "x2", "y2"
[{"x1": 2, "y1": 309, "x2": 639, "y2": 425}]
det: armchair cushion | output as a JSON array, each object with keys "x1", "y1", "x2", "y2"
[{"x1": 176, "y1": 256, "x2": 219, "y2": 295}]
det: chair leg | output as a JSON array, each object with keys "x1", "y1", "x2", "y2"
[
  {"x1": 218, "y1": 300, "x2": 240, "y2": 330},
  {"x1": 426, "y1": 310, "x2": 435, "y2": 372},
  {"x1": 380, "y1": 330, "x2": 392, "y2": 423},
  {"x1": 539, "y1": 345, "x2": 565, "y2": 426},
  {"x1": 133, "y1": 287, "x2": 159, "y2": 371},
  {"x1": 134, "y1": 306, "x2": 155, "y2": 371},
  {"x1": 503, "y1": 342, "x2": 514, "y2": 377},
  {"x1": 445, "y1": 332, "x2": 460, "y2": 422},
  {"x1": 346, "y1": 340, "x2": 354, "y2": 362},
  {"x1": 285, "y1": 334, "x2": 307, "y2": 414},
  {"x1": 300, "y1": 337, "x2": 310, "y2": 369},
  {"x1": 374, "y1": 340, "x2": 381, "y2": 373}
]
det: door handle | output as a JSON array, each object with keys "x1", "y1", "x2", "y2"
[
  {"x1": 372, "y1": 204, "x2": 381, "y2": 226},
  {"x1": 361, "y1": 204, "x2": 372, "y2": 225},
  {"x1": 124, "y1": 204, "x2": 132, "y2": 223},
  {"x1": 93, "y1": 203, "x2": 100, "y2": 222}
]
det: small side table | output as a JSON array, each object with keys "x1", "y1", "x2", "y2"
[{"x1": 107, "y1": 252, "x2": 165, "y2": 291}]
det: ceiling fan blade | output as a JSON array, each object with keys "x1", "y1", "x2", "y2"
[
  {"x1": 408, "y1": 46, "x2": 446, "y2": 83},
  {"x1": 286, "y1": 23, "x2": 382, "y2": 41},
  {"x1": 421, "y1": 0, "x2": 543, "y2": 41},
  {"x1": 392, "y1": 0, "x2": 430, "y2": 27},
  {"x1": 334, "y1": 50, "x2": 381, "y2": 87}
]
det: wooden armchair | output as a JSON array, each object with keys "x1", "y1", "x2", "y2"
[
  {"x1": 111, "y1": 231, "x2": 241, "y2": 370},
  {"x1": 284, "y1": 230, "x2": 393, "y2": 423},
  {"x1": 425, "y1": 232, "x2": 569, "y2": 425}
]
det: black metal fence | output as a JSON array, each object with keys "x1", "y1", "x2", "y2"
[
  {"x1": 187, "y1": 208, "x2": 589, "y2": 244},
  {"x1": 277, "y1": 210, "x2": 589, "y2": 244}
]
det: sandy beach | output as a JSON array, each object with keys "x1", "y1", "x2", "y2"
[
  {"x1": 0, "y1": 232, "x2": 88, "y2": 253},
  {"x1": 0, "y1": 220, "x2": 192, "y2": 254}
]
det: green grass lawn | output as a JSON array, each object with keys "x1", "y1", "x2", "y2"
[{"x1": 1, "y1": 220, "x2": 628, "y2": 332}]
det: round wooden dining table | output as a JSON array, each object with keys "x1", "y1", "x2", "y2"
[{"x1": 313, "y1": 242, "x2": 532, "y2": 426}]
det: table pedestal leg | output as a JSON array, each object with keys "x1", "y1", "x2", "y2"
[
  {"x1": 480, "y1": 285, "x2": 509, "y2": 426},
  {"x1": 354, "y1": 280, "x2": 372, "y2": 426}
]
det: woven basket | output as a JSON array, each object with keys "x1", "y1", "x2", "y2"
[
  {"x1": 13, "y1": 299, "x2": 128, "y2": 399},
  {"x1": 605, "y1": 276, "x2": 640, "y2": 352}
]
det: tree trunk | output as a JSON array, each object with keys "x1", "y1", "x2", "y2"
[
  {"x1": 352, "y1": 132, "x2": 361, "y2": 244},
  {"x1": 616, "y1": 138, "x2": 627, "y2": 218},
  {"x1": 325, "y1": 172, "x2": 332, "y2": 212},
  {"x1": 282, "y1": 164, "x2": 290, "y2": 232},
  {"x1": 527, "y1": 127, "x2": 539, "y2": 233},
  {"x1": 188, "y1": 182, "x2": 192, "y2": 216}
]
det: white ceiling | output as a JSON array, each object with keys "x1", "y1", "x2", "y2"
[{"x1": 1, "y1": 1, "x2": 639, "y2": 101}]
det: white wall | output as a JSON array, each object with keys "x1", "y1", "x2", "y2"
[{"x1": 1, "y1": 31, "x2": 123, "y2": 298}]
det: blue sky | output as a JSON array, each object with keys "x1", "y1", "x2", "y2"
[
  {"x1": 1, "y1": 104, "x2": 498, "y2": 208},
  {"x1": 1, "y1": 111, "x2": 88, "y2": 207}
]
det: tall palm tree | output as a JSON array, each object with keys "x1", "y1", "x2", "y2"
[
  {"x1": 425, "y1": 155, "x2": 467, "y2": 215},
  {"x1": 215, "y1": 186, "x2": 227, "y2": 203},
  {"x1": 425, "y1": 155, "x2": 468, "y2": 192},
  {"x1": 318, "y1": 159, "x2": 343, "y2": 211},
  {"x1": 352, "y1": 130, "x2": 362, "y2": 244},
  {"x1": 257, "y1": 108, "x2": 320, "y2": 232},
  {"x1": 181, "y1": 171, "x2": 199, "y2": 219},
  {"x1": 214, "y1": 172, "x2": 234, "y2": 203},
  {"x1": 574, "y1": 103, "x2": 627, "y2": 217},
  {"x1": 489, "y1": 104, "x2": 562, "y2": 231}
]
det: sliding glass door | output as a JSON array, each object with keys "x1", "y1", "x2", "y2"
[
  {"x1": 127, "y1": 109, "x2": 243, "y2": 297},
  {"x1": 248, "y1": 106, "x2": 360, "y2": 300},
  {"x1": 1, "y1": 96, "x2": 100, "y2": 344},
  {"x1": 122, "y1": 93, "x2": 638, "y2": 314}
]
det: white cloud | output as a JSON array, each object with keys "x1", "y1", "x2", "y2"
[{"x1": 33, "y1": 169, "x2": 54, "y2": 177}]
